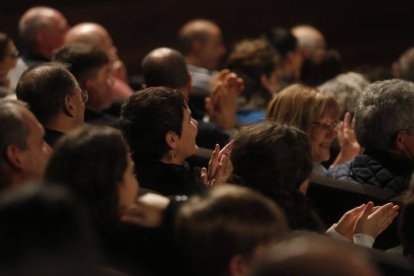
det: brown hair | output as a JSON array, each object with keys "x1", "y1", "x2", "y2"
[{"x1": 266, "y1": 84, "x2": 339, "y2": 133}]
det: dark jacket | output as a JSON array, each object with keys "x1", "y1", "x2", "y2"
[
  {"x1": 135, "y1": 160, "x2": 207, "y2": 196},
  {"x1": 325, "y1": 151, "x2": 414, "y2": 194}
]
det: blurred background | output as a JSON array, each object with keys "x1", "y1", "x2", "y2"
[{"x1": 1, "y1": 0, "x2": 413, "y2": 77}]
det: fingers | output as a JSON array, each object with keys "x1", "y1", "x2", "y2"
[
  {"x1": 200, "y1": 167, "x2": 208, "y2": 185},
  {"x1": 343, "y1": 112, "x2": 352, "y2": 128}
]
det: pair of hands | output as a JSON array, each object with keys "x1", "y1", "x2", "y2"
[
  {"x1": 205, "y1": 69, "x2": 244, "y2": 130},
  {"x1": 334, "y1": 201, "x2": 399, "y2": 239},
  {"x1": 331, "y1": 112, "x2": 362, "y2": 168},
  {"x1": 200, "y1": 141, "x2": 234, "y2": 187}
]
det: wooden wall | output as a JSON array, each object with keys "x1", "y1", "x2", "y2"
[{"x1": 1, "y1": 0, "x2": 413, "y2": 76}]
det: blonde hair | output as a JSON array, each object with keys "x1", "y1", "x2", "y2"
[{"x1": 266, "y1": 84, "x2": 339, "y2": 133}]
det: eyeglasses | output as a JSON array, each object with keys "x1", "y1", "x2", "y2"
[
  {"x1": 81, "y1": 89, "x2": 88, "y2": 103},
  {"x1": 312, "y1": 121, "x2": 339, "y2": 131}
]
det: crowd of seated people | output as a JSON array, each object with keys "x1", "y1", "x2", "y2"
[{"x1": 1, "y1": 4, "x2": 414, "y2": 276}]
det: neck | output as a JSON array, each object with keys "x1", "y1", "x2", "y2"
[{"x1": 45, "y1": 115, "x2": 82, "y2": 134}]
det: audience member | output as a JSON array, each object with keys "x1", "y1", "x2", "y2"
[
  {"x1": 249, "y1": 231, "x2": 381, "y2": 276},
  {"x1": 175, "y1": 184, "x2": 288, "y2": 276},
  {"x1": 45, "y1": 125, "x2": 176, "y2": 275},
  {"x1": 178, "y1": 19, "x2": 226, "y2": 113},
  {"x1": 0, "y1": 99, "x2": 51, "y2": 191},
  {"x1": 267, "y1": 84, "x2": 359, "y2": 174},
  {"x1": 392, "y1": 47, "x2": 414, "y2": 82},
  {"x1": 121, "y1": 86, "x2": 231, "y2": 195},
  {"x1": 16, "y1": 62, "x2": 86, "y2": 146},
  {"x1": 18, "y1": 6, "x2": 68, "y2": 67},
  {"x1": 319, "y1": 72, "x2": 370, "y2": 119},
  {"x1": 228, "y1": 122, "x2": 399, "y2": 247},
  {"x1": 141, "y1": 47, "x2": 242, "y2": 148},
  {"x1": 292, "y1": 25, "x2": 343, "y2": 86},
  {"x1": 326, "y1": 79, "x2": 414, "y2": 194},
  {"x1": 227, "y1": 38, "x2": 281, "y2": 113},
  {"x1": 65, "y1": 22, "x2": 134, "y2": 101},
  {"x1": 53, "y1": 43, "x2": 118, "y2": 127},
  {"x1": 0, "y1": 183, "x2": 102, "y2": 276},
  {"x1": 0, "y1": 33, "x2": 19, "y2": 91},
  {"x1": 262, "y1": 27, "x2": 303, "y2": 89}
]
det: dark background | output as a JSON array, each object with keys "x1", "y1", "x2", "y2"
[{"x1": 1, "y1": 0, "x2": 413, "y2": 77}]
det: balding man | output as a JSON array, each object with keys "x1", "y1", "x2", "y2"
[
  {"x1": 0, "y1": 99, "x2": 52, "y2": 191},
  {"x1": 19, "y1": 6, "x2": 68, "y2": 66},
  {"x1": 8, "y1": 6, "x2": 68, "y2": 89},
  {"x1": 178, "y1": 19, "x2": 226, "y2": 113},
  {"x1": 65, "y1": 22, "x2": 134, "y2": 101},
  {"x1": 291, "y1": 24, "x2": 326, "y2": 65},
  {"x1": 16, "y1": 63, "x2": 86, "y2": 146}
]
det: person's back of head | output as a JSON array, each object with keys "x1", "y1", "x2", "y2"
[
  {"x1": 318, "y1": 72, "x2": 370, "y2": 119},
  {"x1": 53, "y1": 42, "x2": 109, "y2": 85},
  {"x1": 178, "y1": 19, "x2": 225, "y2": 70},
  {"x1": 229, "y1": 122, "x2": 323, "y2": 232},
  {"x1": 53, "y1": 43, "x2": 113, "y2": 112},
  {"x1": 120, "y1": 86, "x2": 188, "y2": 163},
  {"x1": 0, "y1": 183, "x2": 99, "y2": 275},
  {"x1": 354, "y1": 79, "x2": 414, "y2": 153},
  {"x1": 395, "y1": 47, "x2": 414, "y2": 82},
  {"x1": 16, "y1": 62, "x2": 81, "y2": 126},
  {"x1": 249, "y1": 231, "x2": 380, "y2": 276},
  {"x1": 18, "y1": 6, "x2": 68, "y2": 60},
  {"x1": 175, "y1": 184, "x2": 288, "y2": 276},
  {"x1": 291, "y1": 24, "x2": 326, "y2": 64},
  {"x1": 142, "y1": 47, "x2": 190, "y2": 92},
  {"x1": 227, "y1": 38, "x2": 281, "y2": 103},
  {"x1": 45, "y1": 125, "x2": 131, "y2": 230}
]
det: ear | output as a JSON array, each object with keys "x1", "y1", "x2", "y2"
[
  {"x1": 5, "y1": 144, "x2": 24, "y2": 170},
  {"x1": 63, "y1": 94, "x2": 76, "y2": 117},
  {"x1": 165, "y1": 131, "x2": 179, "y2": 150},
  {"x1": 228, "y1": 254, "x2": 249, "y2": 276},
  {"x1": 395, "y1": 130, "x2": 405, "y2": 152}
]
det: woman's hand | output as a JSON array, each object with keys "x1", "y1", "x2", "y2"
[
  {"x1": 334, "y1": 203, "x2": 366, "y2": 240},
  {"x1": 120, "y1": 193, "x2": 170, "y2": 228},
  {"x1": 201, "y1": 141, "x2": 234, "y2": 187},
  {"x1": 354, "y1": 201, "x2": 399, "y2": 238},
  {"x1": 331, "y1": 112, "x2": 362, "y2": 168}
]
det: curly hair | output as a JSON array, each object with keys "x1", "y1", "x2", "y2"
[
  {"x1": 120, "y1": 86, "x2": 187, "y2": 163},
  {"x1": 228, "y1": 122, "x2": 324, "y2": 232}
]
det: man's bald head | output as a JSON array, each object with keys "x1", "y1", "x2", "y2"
[
  {"x1": 19, "y1": 6, "x2": 68, "y2": 60},
  {"x1": 178, "y1": 19, "x2": 225, "y2": 70},
  {"x1": 142, "y1": 48, "x2": 190, "y2": 97},
  {"x1": 291, "y1": 25, "x2": 326, "y2": 64},
  {"x1": 65, "y1": 23, "x2": 117, "y2": 62}
]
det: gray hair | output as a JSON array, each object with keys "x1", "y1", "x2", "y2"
[
  {"x1": 318, "y1": 72, "x2": 370, "y2": 118},
  {"x1": 0, "y1": 99, "x2": 30, "y2": 165},
  {"x1": 398, "y1": 47, "x2": 414, "y2": 82},
  {"x1": 354, "y1": 79, "x2": 414, "y2": 151}
]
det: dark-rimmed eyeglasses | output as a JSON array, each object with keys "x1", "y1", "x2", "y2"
[{"x1": 312, "y1": 121, "x2": 339, "y2": 131}]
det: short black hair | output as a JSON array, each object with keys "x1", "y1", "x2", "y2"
[
  {"x1": 120, "y1": 86, "x2": 187, "y2": 163},
  {"x1": 52, "y1": 43, "x2": 109, "y2": 85},
  {"x1": 262, "y1": 27, "x2": 298, "y2": 58},
  {"x1": 16, "y1": 62, "x2": 78, "y2": 125}
]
